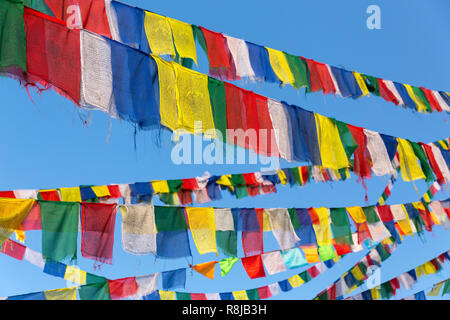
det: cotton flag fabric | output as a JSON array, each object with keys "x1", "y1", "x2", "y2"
[
  {"x1": 0, "y1": 198, "x2": 34, "y2": 246},
  {"x1": 120, "y1": 204, "x2": 157, "y2": 255},
  {"x1": 219, "y1": 257, "x2": 239, "y2": 276},
  {"x1": 81, "y1": 202, "x2": 117, "y2": 264},
  {"x1": 241, "y1": 255, "x2": 266, "y2": 279},
  {"x1": 267, "y1": 99, "x2": 294, "y2": 161},
  {"x1": 39, "y1": 201, "x2": 78, "y2": 262},
  {"x1": 261, "y1": 251, "x2": 287, "y2": 275},
  {"x1": 240, "y1": 209, "x2": 264, "y2": 257},
  {"x1": 162, "y1": 268, "x2": 186, "y2": 290},
  {"x1": 167, "y1": 17, "x2": 197, "y2": 64},
  {"x1": 364, "y1": 129, "x2": 395, "y2": 176},
  {"x1": 44, "y1": 287, "x2": 77, "y2": 301},
  {"x1": 224, "y1": 35, "x2": 255, "y2": 80},
  {"x1": 25, "y1": 8, "x2": 81, "y2": 104},
  {"x1": 0, "y1": 0, "x2": 27, "y2": 75},
  {"x1": 192, "y1": 261, "x2": 217, "y2": 280},
  {"x1": 144, "y1": 11, "x2": 175, "y2": 57},
  {"x1": 131, "y1": 274, "x2": 159, "y2": 300},
  {"x1": 186, "y1": 207, "x2": 217, "y2": 255},
  {"x1": 397, "y1": 138, "x2": 426, "y2": 181},
  {"x1": 265, "y1": 208, "x2": 300, "y2": 250},
  {"x1": 266, "y1": 47, "x2": 295, "y2": 86},
  {"x1": 281, "y1": 248, "x2": 308, "y2": 269},
  {"x1": 215, "y1": 208, "x2": 237, "y2": 257},
  {"x1": 315, "y1": 114, "x2": 349, "y2": 170}
]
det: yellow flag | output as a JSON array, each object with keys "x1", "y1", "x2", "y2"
[
  {"x1": 144, "y1": 12, "x2": 175, "y2": 56},
  {"x1": 277, "y1": 169, "x2": 287, "y2": 185},
  {"x1": 346, "y1": 206, "x2": 367, "y2": 224},
  {"x1": 311, "y1": 207, "x2": 333, "y2": 246},
  {"x1": 173, "y1": 63, "x2": 215, "y2": 137},
  {"x1": 159, "y1": 290, "x2": 176, "y2": 300},
  {"x1": 185, "y1": 207, "x2": 217, "y2": 255},
  {"x1": 0, "y1": 198, "x2": 35, "y2": 245},
  {"x1": 404, "y1": 84, "x2": 427, "y2": 113},
  {"x1": 152, "y1": 180, "x2": 170, "y2": 194},
  {"x1": 315, "y1": 114, "x2": 349, "y2": 170},
  {"x1": 396, "y1": 204, "x2": 414, "y2": 236},
  {"x1": 44, "y1": 287, "x2": 77, "y2": 300},
  {"x1": 59, "y1": 187, "x2": 82, "y2": 202},
  {"x1": 232, "y1": 290, "x2": 249, "y2": 300},
  {"x1": 153, "y1": 55, "x2": 178, "y2": 131},
  {"x1": 302, "y1": 245, "x2": 320, "y2": 263},
  {"x1": 266, "y1": 47, "x2": 295, "y2": 86},
  {"x1": 216, "y1": 175, "x2": 234, "y2": 191},
  {"x1": 91, "y1": 186, "x2": 110, "y2": 198},
  {"x1": 167, "y1": 17, "x2": 197, "y2": 64},
  {"x1": 64, "y1": 265, "x2": 87, "y2": 285},
  {"x1": 397, "y1": 138, "x2": 426, "y2": 181},
  {"x1": 288, "y1": 274, "x2": 304, "y2": 288},
  {"x1": 263, "y1": 210, "x2": 272, "y2": 231},
  {"x1": 353, "y1": 71, "x2": 370, "y2": 97}
]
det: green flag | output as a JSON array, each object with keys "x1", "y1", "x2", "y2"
[
  {"x1": 0, "y1": 0, "x2": 27, "y2": 74},
  {"x1": 40, "y1": 201, "x2": 79, "y2": 262},
  {"x1": 219, "y1": 257, "x2": 239, "y2": 276}
]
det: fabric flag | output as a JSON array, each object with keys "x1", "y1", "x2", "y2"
[
  {"x1": 0, "y1": 198, "x2": 34, "y2": 246},
  {"x1": 131, "y1": 274, "x2": 159, "y2": 300},
  {"x1": 79, "y1": 29, "x2": 160, "y2": 128},
  {"x1": 241, "y1": 255, "x2": 266, "y2": 279},
  {"x1": 315, "y1": 113, "x2": 349, "y2": 169},
  {"x1": 64, "y1": 265, "x2": 87, "y2": 285},
  {"x1": 309, "y1": 207, "x2": 333, "y2": 247},
  {"x1": 224, "y1": 35, "x2": 255, "y2": 80},
  {"x1": 192, "y1": 261, "x2": 217, "y2": 280},
  {"x1": 281, "y1": 248, "x2": 308, "y2": 268},
  {"x1": 59, "y1": 187, "x2": 82, "y2": 202},
  {"x1": 44, "y1": 0, "x2": 112, "y2": 38},
  {"x1": 1, "y1": 239, "x2": 26, "y2": 260},
  {"x1": 261, "y1": 251, "x2": 287, "y2": 275},
  {"x1": 364, "y1": 206, "x2": 391, "y2": 242},
  {"x1": 39, "y1": 201, "x2": 78, "y2": 262},
  {"x1": 364, "y1": 129, "x2": 395, "y2": 176},
  {"x1": 185, "y1": 207, "x2": 217, "y2": 255},
  {"x1": 154, "y1": 206, "x2": 191, "y2": 258},
  {"x1": 246, "y1": 41, "x2": 279, "y2": 83},
  {"x1": 348, "y1": 124, "x2": 372, "y2": 179},
  {"x1": 329, "y1": 67, "x2": 362, "y2": 98},
  {"x1": 292, "y1": 208, "x2": 317, "y2": 246},
  {"x1": 266, "y1": 47, "x2": 295, "y2": 86},
  {"x1": 214, "y1": 208, "x2": 237, "y2": 257},
  {"x1": 347, "y1": 206, "x2": 372, "y2": 244},
  {"x1": 284, "y1": 54, "x2": 309, "y2": 90},
  {"x1": 79, "y1": 281, "x2": 111, "y2": 300},
  {"x1": 107, "y1": 277, "x2": 139, "y2": 300},
  {"x1": 24, "y1": 8, "x2": 81, "y2": 104},
  {"x1": 409, "y1": 141, "x2": 435, "y2": 182},
  {"x1": 108, "y1": 0, "x2": 149, "y2": 52},
  {"x1": 143, "y1": 11, "x2": 175, "y2": 57},
  {"x1": 44, "y1": 287, "x2": 77, "y2": 300},
  {"x1": 0, "y1": 0, "x2": 27, "y2": 76},
  {"x1": 219, "y1": 257, "x2": 239, "y2": 276},
  {"x1": 329, "y1": 207, "x2": 353, "y2": 245},
  {"x1": 265, "y1": 208, "x2": 300, "y2": 250},
  {"x1": 397, "y1": 138, "x2": 426, "y2": 181},
  {"x1": 302, "y1": 245, "x2": 320, "y2": 263},
  {"x1": 285, "y1": 104, "x2": 321, "y2": 164},
  {"x1": 267, "y1": 99, "x2": 294, "y2": 161},
  {"x1": 167, "y1": 17, "x2": 197, "y2": 64},
  {"x1": 427, "y1": 143, "x2": 450, "y2": 184},
  {"x1": 240, "y1": 209, "x2": 264, "y2": 257},
  {"x1": 428, "y1": 201, "x2": 450, "y2": 229},
  {"x1": 120, "y1": 204, "x2": 157, "y2": 255},
  {"x1": 162, "y1": 268, "x2": 186, "y2": 290},
  {"x1": 199, "y1": 27, "x2": 235, "y2": 80},
  {"x1": 173, "y1": 63, "x2": 215, "y2": 136},
  {"x1": 442, "y1": 279, "x2": 450, "y2": 296},
  {"x1": 81, "y1": 202, "x2": 117, "y2": 264},
  {"x1": 7, "y1": 291, "x2": 46, "y2": 301}
]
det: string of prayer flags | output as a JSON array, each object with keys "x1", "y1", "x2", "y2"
[
  {"x1": 6, "y1": 5, "x2": 450, "y2": 171},
  {"x1": 75, "y1": 0, "x2": 450, "y2": 114}
]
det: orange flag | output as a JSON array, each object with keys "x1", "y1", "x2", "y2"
[{"x1": 192, "y1": 261, "x2": 218, "y2": 280}]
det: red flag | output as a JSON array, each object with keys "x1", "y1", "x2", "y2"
[
  {"x1": 379, "y1": 79, "x2": 399, "y2": 105},
  {"x1": 191, "y1": 293, "x2": 207, "y2": 300},
  {"x1": 348, "y1": 124, "x2": 371, "y2": 179},
  {"x1": 257, "y1": 286, "x2": 271, "y2": 299},
  {"x1": 0, "y1": 191, "x2": 15, "y2": 198},
  {"x1": 108, "y1": 277, "x2": 138, "y2": 300},
  {"x1": 81, "y1": 202, "x2": 117, "y2": 264},
  {"x1": 241, "y1": 255, "x2": 266, "y2": 279},
  {"x1": 377, "y1": 205, "x2": 394, "y2": 222},
  {"x1": 25, "y1": 8, "x2": 81, "y2": 104},
  {"x1": 1, "y1": 239, "x2": 26, "y2": 260}
]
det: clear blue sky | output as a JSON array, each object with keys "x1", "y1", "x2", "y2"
[{"x1": 0, "y1": 0, "x2": 449, "y2": 300}]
